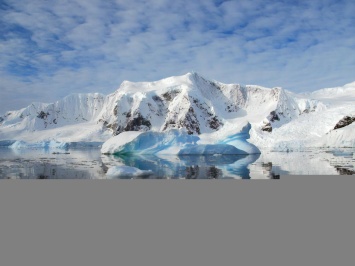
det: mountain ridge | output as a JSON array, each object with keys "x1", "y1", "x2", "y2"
[{"x1": 1, "y1": 73, "x2": 354, "y2": 150}]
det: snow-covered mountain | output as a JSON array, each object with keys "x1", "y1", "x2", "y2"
[
  {"x1": 99, "y1": 72, "x2": 305, "y2": 136},
  {"x1": 0, "y1": 93, "x2": 110, "y2": 143},
  {"x1": 0, "y1": 72, "x2": 354, "y2": 152}
]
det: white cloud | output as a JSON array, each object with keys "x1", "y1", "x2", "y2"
[{"x1": 0, "y1": 0, "x2": 354, "y2": 114}]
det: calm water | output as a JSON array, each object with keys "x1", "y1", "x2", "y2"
[{"x1": 0, "y1": 147, "x2": 354, "y2": 179}]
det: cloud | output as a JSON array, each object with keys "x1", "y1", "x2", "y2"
[{"x1": 0, "y1": 0, "x2": 354, "y2": 113}]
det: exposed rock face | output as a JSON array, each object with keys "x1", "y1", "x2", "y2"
[
  {"x1": 161, "y1": 105, "x2": 201, "y2": 135},
  {"x1": 99, "y1": 73, "x2": 303, "y2": 137},
  {"x1": 179, "y1": 107, "x2": 201, "y2": 135},
  {"x1": 334, "y1": 116, "x2": 355, "y2": 130},
  {"x1": 208, "y1": 116, "x2": 222, "y2": 130},
  {"x1": 262, "y1": 122, "x2": 272, "y2": 132},
  {"x1": 99, "y1": 73, "x2": 239, "y2": 136},
  {"x1": 37, "y1": 111, "x2": 49, "y2": 119},
  {"x1": 268, "y1": 111, "x2": 280, "y2": 122},
  {"x1": 123, "y1": 113, "x2": 152, "y2": 132},
  {"x1": 261, "y1": 111, "x2": 281, "y2": 132},
  {"x1": 335, "y1": 166, "x2": 355, "y2": 175}
]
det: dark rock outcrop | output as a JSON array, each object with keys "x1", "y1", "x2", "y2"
[
  {"x1": 262, "y1": 122, "x2": 272, "y2": 132},
  {"x1": 124, "y1": 113, "x2": 152, "y2": 132},
  {"x1": 268, "y1": 111, "x2": 280, "y2": 122},
  {"x1": 179, "y1": 107, "x2": 201, "y2": 135},
  {"x1": 334, "y1": 116, "x2": 355, "y2": 130},
  {"x1": 37, "y1": 111, "x2": 49, "y2": 119},
  {"x1": 335, "y1": 166, "x2": 355, "y2": 175},
  {"x1": 208, "y1": 116, "x2": 223, "y2": 130}
]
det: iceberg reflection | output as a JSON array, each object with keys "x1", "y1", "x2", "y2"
[{"x1": 102, "y1": 154, "x2": 260, "y2": 179}]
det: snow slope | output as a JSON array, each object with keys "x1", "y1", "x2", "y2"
[
  {"x1": 250, "y1": 82, "x2": 355, "y2": 151},
  {"x1": 1, "y1": 73, "x2": 354, "y2": 153},
  {"x1": 0, "y1": 93, "x2": 111, "y2": 144}
]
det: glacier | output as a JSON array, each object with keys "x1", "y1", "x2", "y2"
[{"x1": 1, "y1": 72, "x2": 355, "y2": 153}]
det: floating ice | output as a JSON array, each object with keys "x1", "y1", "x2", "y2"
[
  {"x1": 106, "y1": 166, "x2": 153, "y2": 178},
  {"x1": 101, "y1": 129, "x2": 199, "y2": 155},
  {"x1": 218, "y1": 123, "x2": 261, "y2": 154},
  {"x1": 101, "y1": 125, "x2": 261, "y2": 155}
]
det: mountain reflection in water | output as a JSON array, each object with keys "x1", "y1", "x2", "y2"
[
  {"x1": 0, "y1": 148, "x2": 354, "y2": 179},
  {"x1": 104, "y1": 154, "x2": 260, "y2": 179}
]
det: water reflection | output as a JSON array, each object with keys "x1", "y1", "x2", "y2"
[
  {"x1": 0, "y1": 147, "x2": 354, "y2": 179},
  {"x1": 0, "y1": 148, "x2": 105, "y2": 179},
  {"x1": 103, "y1": 154, "x2": 260, "y2": 179}
]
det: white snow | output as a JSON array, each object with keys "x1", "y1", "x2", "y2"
[
  {"x1": 101, "y1": 131, "x2": 143, "y2": 154},
  {"x1": 317, "y1": 123, "x2": 355, "y2": 148},
  {"x1": 10, "y1": 140, "x2": 68, "y2": 150},
  {"x1": 249, "y1": 82, "x2": 355, "y2": 151}
]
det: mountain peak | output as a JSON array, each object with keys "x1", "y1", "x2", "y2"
[{"x1": 184, "y1": 71, "x2": 211, "y2": 83}]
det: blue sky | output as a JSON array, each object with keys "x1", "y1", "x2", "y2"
[{"x1": 1, "y1": 0, "x2": 355, "y2": 114}]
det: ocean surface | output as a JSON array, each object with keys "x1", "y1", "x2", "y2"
[{"x1": 0, "y1": 147, "x2": 354, "y2": 179}]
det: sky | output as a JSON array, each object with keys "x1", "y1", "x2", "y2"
[{"x1": 1, "y1": 0, "x2": 355, "y2": 114}]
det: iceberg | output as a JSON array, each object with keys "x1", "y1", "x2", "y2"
[
  {"x1": 101, "y1": 126, "x2": 260, "y2": 155},
  {"x1": 101, "y1": 129, "x2": 199, "y2": 155},
  {"x1": 218, "y1": 123, "x2": 261, "y2": 154}
]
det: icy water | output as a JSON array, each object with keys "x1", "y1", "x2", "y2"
[{"x1": 0, "y1": 147, "x2": 354, "y2": 179}]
